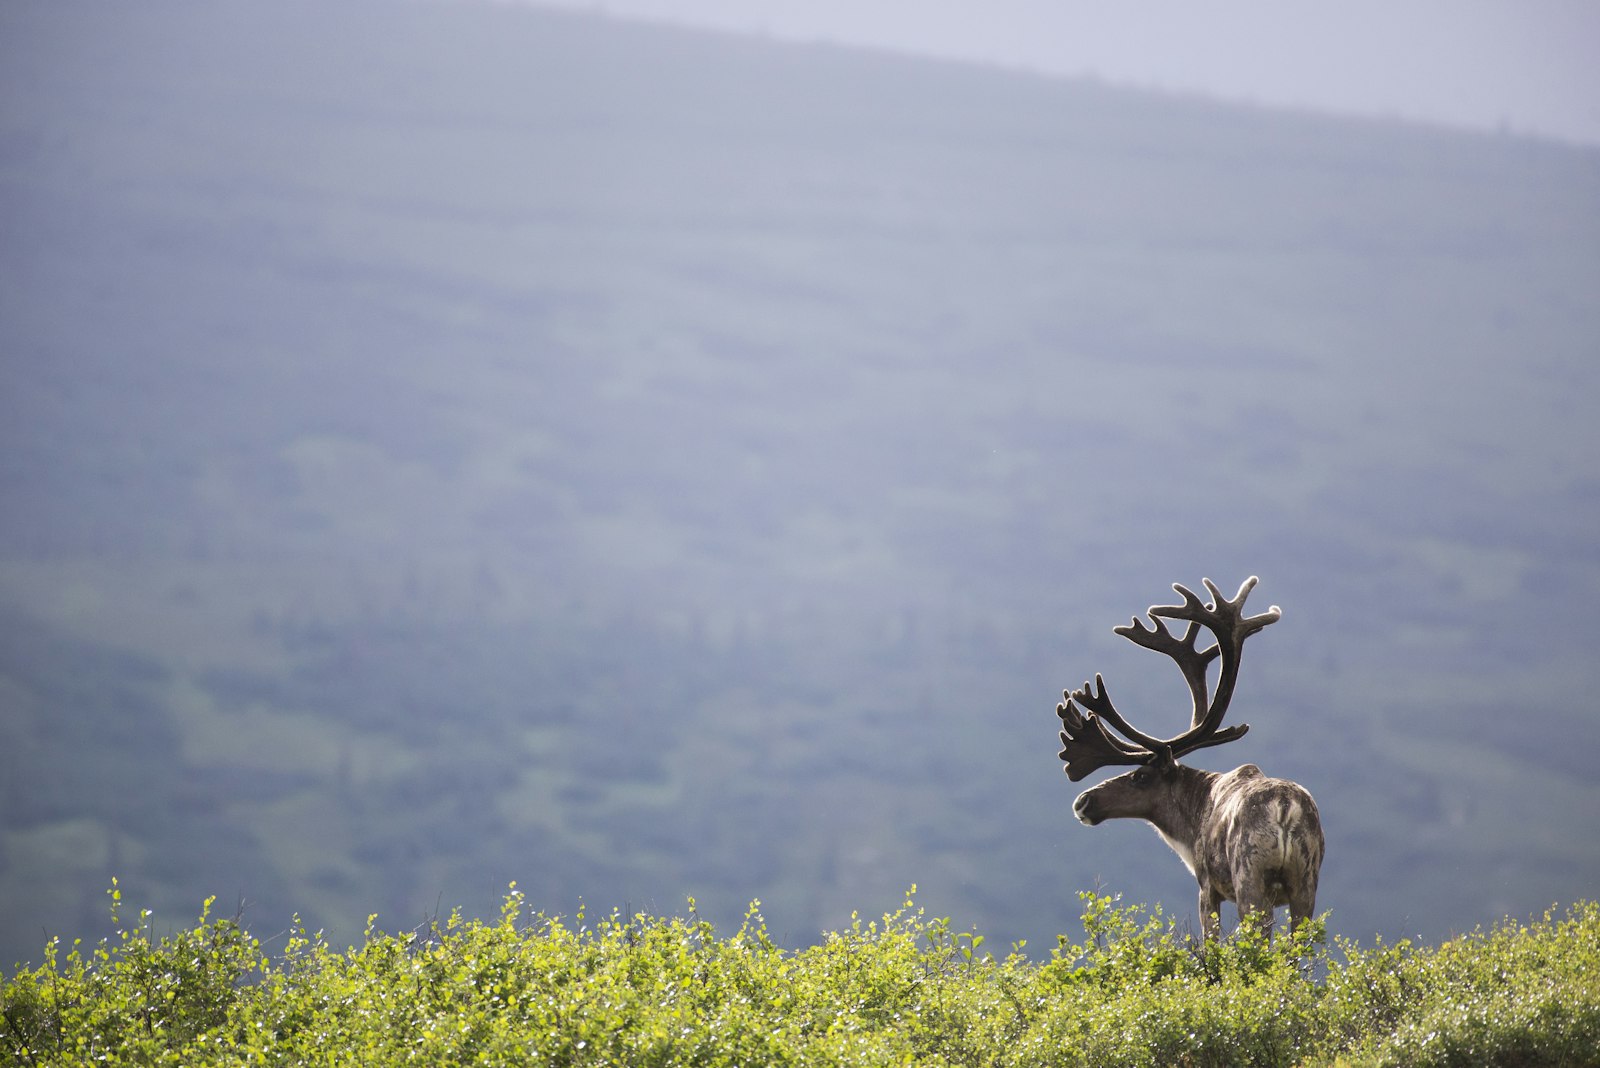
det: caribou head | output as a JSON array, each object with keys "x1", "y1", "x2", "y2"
[{"x1": 1056, "y1": 576, "x2": 1324, "y2": 938}]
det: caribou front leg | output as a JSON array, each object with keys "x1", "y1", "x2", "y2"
[{"x1": 1199, "y1": 885, "x2": 1224, "y2": 941}]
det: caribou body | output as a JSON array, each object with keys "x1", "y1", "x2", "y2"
[{"x1": 1056, "y1": 576, "x2": 1325, "y2": 938}]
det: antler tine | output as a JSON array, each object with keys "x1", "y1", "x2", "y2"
[
  {"x1": 1056, "y1": 684, "x2": 1152, "y2": 782},
  {"x1": 1146, "y1": 574, "x2": 1280, "y2": 758},
  {"x1": 1057, "y1": 690, "x2": 1148, "y2": 754},
  {"x1": 1070, "y1": 674, "x2": 1168, "y2": 754},
  {"x1": 1155, "y1": 576, "x2": 1282, "y2": 643},
  {"x1": 1113, "y1": 613, "x2": 1219, "y2": 729}
]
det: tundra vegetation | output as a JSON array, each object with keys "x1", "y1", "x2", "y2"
[{"x1": 2, "y1": 885, "x2": 1596, "y2": 1067}]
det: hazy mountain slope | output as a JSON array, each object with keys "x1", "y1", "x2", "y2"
[{"x1": 1, "y1": 0, "x2": 1597, "y2": 966}]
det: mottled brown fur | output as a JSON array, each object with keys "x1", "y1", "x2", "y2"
[
  {"x1": 1057, "y1": 577, "x2": 1324, "y2": 938},
  {"x1": 1074, "y1": 758, "x2": 1324, "y2": 938}
]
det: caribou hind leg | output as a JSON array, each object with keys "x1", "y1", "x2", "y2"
[
  {"x1": 1287, "y1": 875, "x2": 1318, "y2": 935},
  {"x1": 1233, "y1": 877, "x2": 1276, "y2": 939}
]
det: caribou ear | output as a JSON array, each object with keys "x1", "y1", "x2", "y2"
[{"x1": 1151, "y1": 746, "x2": 1177, "y2": 770}]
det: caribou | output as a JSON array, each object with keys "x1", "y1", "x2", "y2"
[{"x1": 1056, "y1": 576, "x2": 1324, "y2": 939}]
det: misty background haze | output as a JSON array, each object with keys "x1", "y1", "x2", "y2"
[
  {"x1": 523, "y1": 0, "x2": 1600, "y2": 145},
  {"x1": 1, "y1": 0, "x2": 1598, "y2": 969}
]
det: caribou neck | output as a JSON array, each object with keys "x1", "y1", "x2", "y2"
[{"x1": 1145, "y1": 765, "x2": 1220, "y2": 876}]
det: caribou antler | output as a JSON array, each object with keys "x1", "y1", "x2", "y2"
[
  {"x1": 1056, "y1": 686, "x2": 1144, "y2": 782},
  {"x1": 1055, "y1": 576, "x2": 1280, "y2": 781}
]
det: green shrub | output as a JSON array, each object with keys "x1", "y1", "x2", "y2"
[
  {"x1": 1333, "y1": 902, "x2": 1600, "y2": 1068},
  {"x1": 3, "y1": 885, "x2": 1596, "y2": 1067},
  {"x1": 0, "y1": 880, "x2": 264, "y2": 1065}
]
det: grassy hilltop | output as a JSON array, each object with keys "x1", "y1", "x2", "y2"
[{"x1": 3, "y1": 888, "x2": 1597, "y2": 1067}]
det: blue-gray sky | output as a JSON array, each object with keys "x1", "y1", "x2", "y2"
[{"x1": 515, "y1": 0, "x2": 1600, "y2": 145}]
